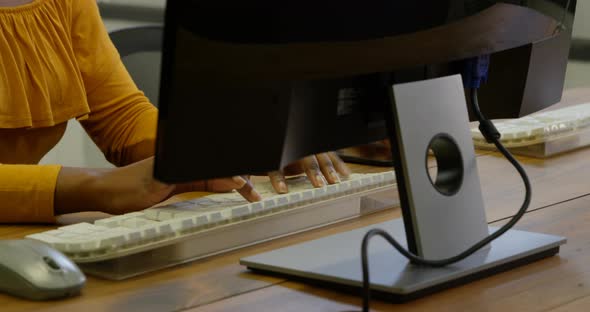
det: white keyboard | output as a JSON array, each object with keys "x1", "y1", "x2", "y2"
[
  {"x1": 471, "y1": 102, "x2": 590, "y2": 148},
  {"x1": 27, "y1": 171, "x2": 396, "y2": 279}
]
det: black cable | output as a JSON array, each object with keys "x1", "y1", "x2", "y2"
[
  {"x1": 561, "y1": 0, "x2": 572, "y2": 24},
  {"x1": 554, "y1": 0, "x2": 572, "y2": 34},
  {"x1": 360, "y1": 88, "x2": 532, "y2": 312}
]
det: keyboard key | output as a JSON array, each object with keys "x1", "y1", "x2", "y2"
[
  {"x1": 276, "y1": 196, "x2": 289, "y2": 207},
  {"x1": 313, "y1": 188, "x2": 326, "y2": 198},
  {"x1": 209, "y1": 212, "x2": 225, "y2": 224},
  {"x1": 383, "y1": 171, "x2": 395, "y2": 182},
  {"x1": 121, "y1": 217, "x2": 159, "y2": 228},
  {"x1": 27, "y1": 233, "x2": 63, "y2": 245},
  {"x1": 289, "y1": 193, "x2": 302, "y2": 203},
  {"x1": 194, "y1": 215, "x2": 209, "y2": 227},
  {"x1": 301, "y1": 190, "x2": 314, "y2": 202},
  {"x1": 158, "y1": 224, "x2": 174, "y2": 237},
  {"x1": 59, "y1": 223, "x2": 105, "y2": 234},
  {"x1": 100, "y1": 235, "x2": 127, "y2": 249},
  {"x1": 126, "y1": 231, "x2": 143, "y2": 245},
  {"x1": 338, "y1": 182, "x2": 351, "y2": 193},
  {"x1": 95, "y1": 218, "x2": 121, "y2": 228},
  {"x1": 231, "y1": 206, "x2": 251, "y2": 220},
  {"x1": 263, "y1": 199, "x2": 276, "y2": 210},
  {"x1": 156, "y1": 210, "x2": 175, "y2": 221},
  {"x1": 327, "y1": 184, "x2": 340, "y2": 196},
  {"x1": 141, "y1": 227, "x2": 158, "y2": 241}
]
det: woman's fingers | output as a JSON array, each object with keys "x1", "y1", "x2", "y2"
[
  {"x1": 301, "y1": 156, "x2": 327, "y2": 188},
  {"x1": 328, "y1": 152, "x2": 351, "y2": 179},
  {"x1": 198, "y1": 176, "x2": 261, "y2": 202},
  {"x1": 268, "y1": 170, "x2": 288, "y2": 194},
  {"x1": 276, "y1": 153, "x2": 352, "y2": 191},
  {"x1": 316, "y1": 153, "x2": 340, "y2": 184},
  {"x1": 235, "y1": 178, "x2": 262, "y2": 202}
]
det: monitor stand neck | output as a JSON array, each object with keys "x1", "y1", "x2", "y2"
[{"x1": 382, "y1": 74, "x2": 489, "y2": 259}]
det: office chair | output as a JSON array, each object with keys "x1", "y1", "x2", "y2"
[
  {"x1": 570, "y1": 38, "x2": 590, "y2": 61},
  {"x1": 109, "y1": 25, "x2": 164, "y2": 106}
]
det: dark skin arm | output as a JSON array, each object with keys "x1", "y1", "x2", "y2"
[
  {"x1": 54, "y1": 157, "x2": 258, "y2": 215},
  {"x1": 54, "y1": 154, "x2": 350, "y2": 215}
]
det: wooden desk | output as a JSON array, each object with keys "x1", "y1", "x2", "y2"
[{"x1": 2, "y1": 88, "x2": 590, "y2": 312}]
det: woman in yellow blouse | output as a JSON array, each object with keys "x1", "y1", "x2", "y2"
[{"x1": 0, "y1": 0, "x2": 349, "y2": 223}]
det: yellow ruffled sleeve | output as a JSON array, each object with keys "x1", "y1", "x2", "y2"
[{"x1": 71, "y1": 0, "x2": 158, "y2": 166}]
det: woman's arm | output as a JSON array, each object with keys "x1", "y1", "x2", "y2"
[{"x1": 53, "y1": 157, "x2": 254, "y2": 216}]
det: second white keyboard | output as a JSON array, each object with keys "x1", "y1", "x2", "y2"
[
  {"x1": 471, "y1": 102, "x2": 590, "y2": 148},
  {"x1": 27, "y1": 171, "x2": 396, "y2": 279}
]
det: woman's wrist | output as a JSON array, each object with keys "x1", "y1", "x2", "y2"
[{"x1": 54, "y1": 167, "x2": 112, "y2": 215}]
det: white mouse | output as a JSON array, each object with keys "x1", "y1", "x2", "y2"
[{"x1": 0, "y1": 239, "x2": 86, "y2": 300}]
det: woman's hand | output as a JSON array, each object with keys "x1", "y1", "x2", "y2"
[
  {"x1": 268, "y1": 152, "x2": 351, "y2": 194},
  {"x1": 54, "y1": 157, "x2": 260, "y2": 216},
  {"x1": 54, "y1": 153, "x2": 350, "y2": 216}
]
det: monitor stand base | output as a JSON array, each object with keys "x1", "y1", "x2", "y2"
[{"x1": 241, "y1": 218, "x2": 565, "y2": 302}]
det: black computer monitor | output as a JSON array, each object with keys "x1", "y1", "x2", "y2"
[{"x1": 154, "y1": 0, "x2": 576, "y2": 183}]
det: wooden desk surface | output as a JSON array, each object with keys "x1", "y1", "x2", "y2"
[{"x1": 2, "y1": 88, "x2": 590, "y2": 312}]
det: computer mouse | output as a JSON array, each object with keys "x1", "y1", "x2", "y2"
[{"x1": 0, "y1": 239, "x2": 86, "y2": 300}]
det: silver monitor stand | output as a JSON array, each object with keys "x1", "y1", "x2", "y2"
[{"x1": 241, "y1": 75, "x2": 566, "y2": 301}]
